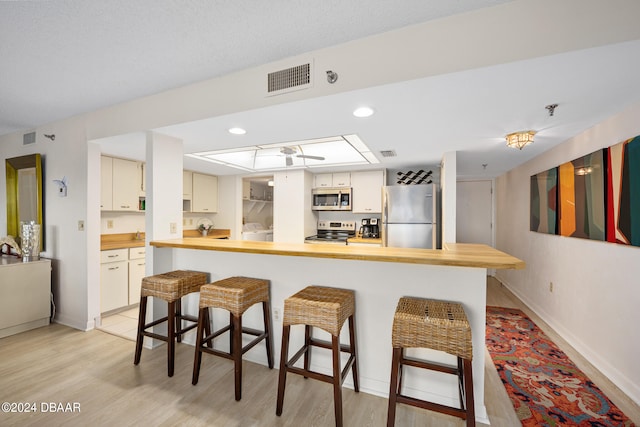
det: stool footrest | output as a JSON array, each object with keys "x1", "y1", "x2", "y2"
[
  {"x1": 400, "y1": 355, "x2": 459, "y2": 376},
  {"x1": 199, "y1": 329, "x2": 269, "y2": 359},
  {"x1": 395, "y1": 394, "x2": 468, "y2": 419},
  {"x1": 285, "y1": 344, "x2": 356, "y2": 384},
  {"x1": 309, "y1": 337, "x2": 353, "y2": 354}
]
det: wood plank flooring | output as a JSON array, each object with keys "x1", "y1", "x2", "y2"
[{"x1": 0, "y1": 277, "x2": 637, "y2": 426}]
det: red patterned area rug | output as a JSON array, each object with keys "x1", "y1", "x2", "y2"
[{"x1": 486, "y1": 306, "x2": 635, "y2": 427}]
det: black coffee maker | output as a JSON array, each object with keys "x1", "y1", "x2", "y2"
[{"x1": 360, "y1": 218, "x2": 380, "y2": 238}]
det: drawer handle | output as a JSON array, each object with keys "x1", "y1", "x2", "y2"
[
  {"x1": 108, "y1": 266, "x2": 120, "y2": 271},
  {"x1": 107, "y1": 255, "x2": 119, "y2": 258},
  {"x1": 121, "y1": 205, "x2": 130, "y2": 209}
]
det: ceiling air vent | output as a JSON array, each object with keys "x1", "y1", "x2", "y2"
[
  {"x1": 379, "y1": 150, "x2": 397, "y2": 158},
  {"x1": 267, "y1": 62, "x2": 312, "y2": 96},
  {"x1": 23, "y1": 131, "x2": 36, "y2": 145}
]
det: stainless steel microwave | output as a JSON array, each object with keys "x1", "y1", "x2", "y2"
[{"x1": 312, "y1": 187, "x2": 352, "y2": 211}]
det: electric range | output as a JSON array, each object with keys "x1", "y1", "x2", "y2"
[{"x1": 304, "y1": 220, "x2": 356, "y2": 245}]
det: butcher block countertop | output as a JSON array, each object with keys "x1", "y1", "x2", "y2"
[
  {"x1": 150, "y1": 238, "x2": 525, "y2": 269},
  {"x1": 101, "y1": 229, "x2": 230, "y2": 251}
]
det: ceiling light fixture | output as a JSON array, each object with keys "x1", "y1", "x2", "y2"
[
  {"x1": 228, "y1": 127, "x2": 246, "y2": 135},
  {"x1": 353, "y1": 107, "x2": 374, "y2": 118},
  {"x1": 506, "y1": 130, "x2": 536, "y2": 150}
]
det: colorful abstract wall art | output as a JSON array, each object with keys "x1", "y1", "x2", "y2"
[
  {"x1": 606, "y1": 135, "x2": 640, "y2": 246},
  {"x1": 530, "y1": 168, "x2": 557, "y2": 234},
  {"x1": 530, "y1": 134, "x2": 640, "y2": 248},
  {"x1": 558, "y1": 149, "x2": 606, "y2": 240}
]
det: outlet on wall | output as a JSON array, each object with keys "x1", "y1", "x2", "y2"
[
  {"x1": 273, "y1": 307, "x2": 282, "y2": 322},
  {"x1": 170, "y1": 222, "x2": 177, "y2": 234},
  {"x1": 107, "y1": 220, "x2": 114, "y2": 229},
  {"x1": 549, "y1": 282, "x2": 554, "y2": 292}
]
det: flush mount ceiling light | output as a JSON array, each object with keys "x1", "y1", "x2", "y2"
[
  {"x1": 186, "y1": 134, "x2": 379, "y2": 172},
  {"x1": 228, "y1": 127, "x2": 247, "y2": 135},
  {"x1": 353, "y1": 107, "x2": 374, "y2": 118},
  {"x1": 506, "y1": 130, "x2": 536, "y2": 150}
]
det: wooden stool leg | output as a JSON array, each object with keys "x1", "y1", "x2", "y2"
[
  {"x1": 276, "y1": 325, "x2": 291, "y2": 416},
  {"x1": 331, "y1": 334, "x2": 344, "y2": 427},
  {"x1": 192, "y1": 307, "x2": 207, "y2": 385},
  {"x1": 303, "y1": 325, "x2": 312, "y2": 377},
  {"x1": 175, "y1": 298, "x2": 183, "y2": 343},
  {"x1": 262, "y1": 301, "x2": 274, "y2": 369},
  {"x1": 134, "y1": 295, "x2": 148, "y2": 365},
  {"x1": 463, "y1": 358, "x2": 476, "y2": 427},
  {"x1": 167, "y1": 300, "x2": 176, "y2": 377},
  {"x1": 386, "y1": 347, "x2": 401, "y2": 427},
  {"x1": 203, "y1": 307, "x2": 213, "y2": 348},
  {"x1": 233, "y1": 313, "x2": 243, "y2": 401},
  {"x1": 348, "y1": 314, "x2": 359, "y2": 392}
]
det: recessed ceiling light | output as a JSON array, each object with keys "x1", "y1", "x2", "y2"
[
  {"x1": 228, "y1": 127, "x2": 246, "y2": 135},
  {"x1": 353, "y1": 107, "x2": 374, "y2": 118}
]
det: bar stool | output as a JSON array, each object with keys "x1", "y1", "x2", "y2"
[
  {"x1": 387, "y1": 297, "x2": 475, "y2": 427},
  {"x1": 276, "y1": 286, "x2": 359, "y2": 427},
  {"x1": 192, "y1": 276, "x2": 274, "y2": 401},
  {"x1": 133, "y1": 270, "x2": 208, "y2": 377}
]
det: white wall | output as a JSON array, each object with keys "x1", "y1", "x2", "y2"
[{"x1": 495, "y1": 102, "x2": 640, "y2": 405}]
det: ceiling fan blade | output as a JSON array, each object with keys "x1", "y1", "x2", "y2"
[
  {"x1": 285, "y1": 155, "x2": 293, "y2": 166},
  {"x1": 297, "y1": 154, "x2": 325, "y2": 161}
]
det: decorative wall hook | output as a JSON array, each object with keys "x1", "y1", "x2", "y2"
[
  {"x1": 53, "y1": 176, "x2": 67, "y2": 197},
  {"x1": 44, "y1": 134, "x2": 56, "y2": 141}
]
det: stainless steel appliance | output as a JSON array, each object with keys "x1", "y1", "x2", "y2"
[
  {"x1": 359, "y1": 218, "x2": 380, "y2": 238},
  {"x1": 311, "y1": 187, "x2": 352, "y2": 211},
  {"x1": 304, "y1": 220, "x2": 356, "y2": 245},
  {"x1": 382, "y1": 184, "x2": 438, "y2": 249}
]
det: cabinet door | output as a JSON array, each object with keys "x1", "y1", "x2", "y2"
[
  {"x1": 183, "y1": 171, "x2": 193, "y2": 199},
  {"x1": 128, "y1": 259, "x2": 146, "y2": 304},
  {"x1": 100, "y1": 260, "x2": 128, "y2": 312},
  {"x1": 112, "y1": 158, "x2": 139, "y2": 211},
  {"x1": 314, "y1": 173, "x2": 333, "y2": 188},
  {"x1": 100, "y1": 156, "x2": 113, "y2": 210},
  {"x1": 351, "y1": 170, "x2": 384, "y2": 213},
  {"x1": 192, "y1": 173, "x2": 218, "y2": 212},
  {"x1": 138, "y1": 162, "x2": 145, "y2": 197},
  {"x1": 332, "y1": 172, "x2": 351, "y2": 187}
]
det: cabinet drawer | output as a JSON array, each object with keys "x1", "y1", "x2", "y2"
[
  {"x1": 100, "y1": 248, "x2": 128, "y2": 263},
  {"x1": 129, "y1": 247, "x2": 146, "y2": 260}
]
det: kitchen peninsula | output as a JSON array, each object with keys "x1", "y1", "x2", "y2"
[{"x1": 150, "y1": 238, "x2": 524, "y2": 423}]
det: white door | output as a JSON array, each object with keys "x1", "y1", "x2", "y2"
[{"x1": 456, "y1": 180, "x2": 493, "y2": 246}]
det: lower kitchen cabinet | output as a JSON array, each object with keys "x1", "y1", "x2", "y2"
[
  {"x1": 100, "y1": 247, "x2": 146, "y2": 313},
  {"x1": 100, "y1": 249, "x2": 128, "y2": 313},
  {"x1": 128, "y1": 247, "x2": 146, "y2": 304}
]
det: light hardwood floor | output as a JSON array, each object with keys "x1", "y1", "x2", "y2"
[{"x1": 0, "y1": 278, "x2": 638, "y2": 426}]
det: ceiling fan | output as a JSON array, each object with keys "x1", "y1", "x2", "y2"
[{"x1": 280, "y1": 147, "x2": 325, "y2": 166}]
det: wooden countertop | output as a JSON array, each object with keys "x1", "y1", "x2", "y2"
[
  {"x1": 101, "y1": 229, "x2": 230, "y2": 251},
  {"x1": 150, "y1": 238, "x2": 525, "y2": 269},
  {"x1": 347, "y1": 237, "x2": 382, "y2": 245}
]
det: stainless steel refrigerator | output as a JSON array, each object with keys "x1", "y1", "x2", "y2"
[{"x1": 382, "y1": 184, "x2": 438, "y2": 249}]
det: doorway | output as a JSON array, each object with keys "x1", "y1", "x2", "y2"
[
  {"x1": 242, "y1": 176, "x2": 274, "y2": 241},
  {"x1": 456, "y1": 180, "x2": 493, "y2": 247}
]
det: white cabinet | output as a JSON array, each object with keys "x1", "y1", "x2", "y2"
[
  {"x1": 100, "y1": 156, "x2": 113, "y2": 210},
  {"x1": 100, "y1": 249, "x2": 128, "y2": 313},
  {"x1": 128, "y1": 247, "x2": 146, "y2": 304},
  {"x1": 112, "y1": 158, "x2": 140, "y2": 211},
  {"x1": 183, "y1": 171, "x2": 193, "y2": 199},
  {"x1": 0, "y1": 258, "x2": 51, "y2": 338},
  {"x1": 351, "y1": 170, "x2": 385, "y2": 213},
  {"x1": 101, "y1": 156, "x2": 145, "y2": 211},
  {"x1": 314, "y1": 172, "x2": 350, "y2": 188},
  {"x1": 192, "y1": 172, "x2": 218, "y2": 213}
]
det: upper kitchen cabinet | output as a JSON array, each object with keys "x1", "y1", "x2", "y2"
[
  {"x1": 191, "y1": 172, "x2": 218, "y2": 213},
  {"x1": 112, "y1": 157, "x2": 141, "y2": 211},
  {"x1": 314, "y1": 172, "x2": 350, "y2": 188},
  {"x1": 351, "y1": 170, "x2": 385, "y2": 213},
  {"x1": 183, "y1": 170, "x2": 193, "y2": 212},
  {"x1": 101, "y1": 155, "x2": 144, "y2": 212},
  {"x1": 100, "y1": 156, "x2": 113, "y2": 210}
]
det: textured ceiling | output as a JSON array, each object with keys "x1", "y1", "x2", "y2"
[{"x1": 2, "y1": 1, "x2": 640, "y2": 178}]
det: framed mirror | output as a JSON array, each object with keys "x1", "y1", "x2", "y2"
[{"x1": 6, "y1": 154, "x2": 43, "y2": 250}]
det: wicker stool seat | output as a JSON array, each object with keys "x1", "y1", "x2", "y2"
[
  {"x1": 387, "y1": 297, "x2": 475, "y2": 427},
  {"x1": 134, "y1": 270, "x2": 208, "y2": 377},
  {"x1": 276, "y1": 286, "x2": 359, "y2": 427},
  {"x1": 192, "y1": 276, "x2": 274, "y2": 401}
]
